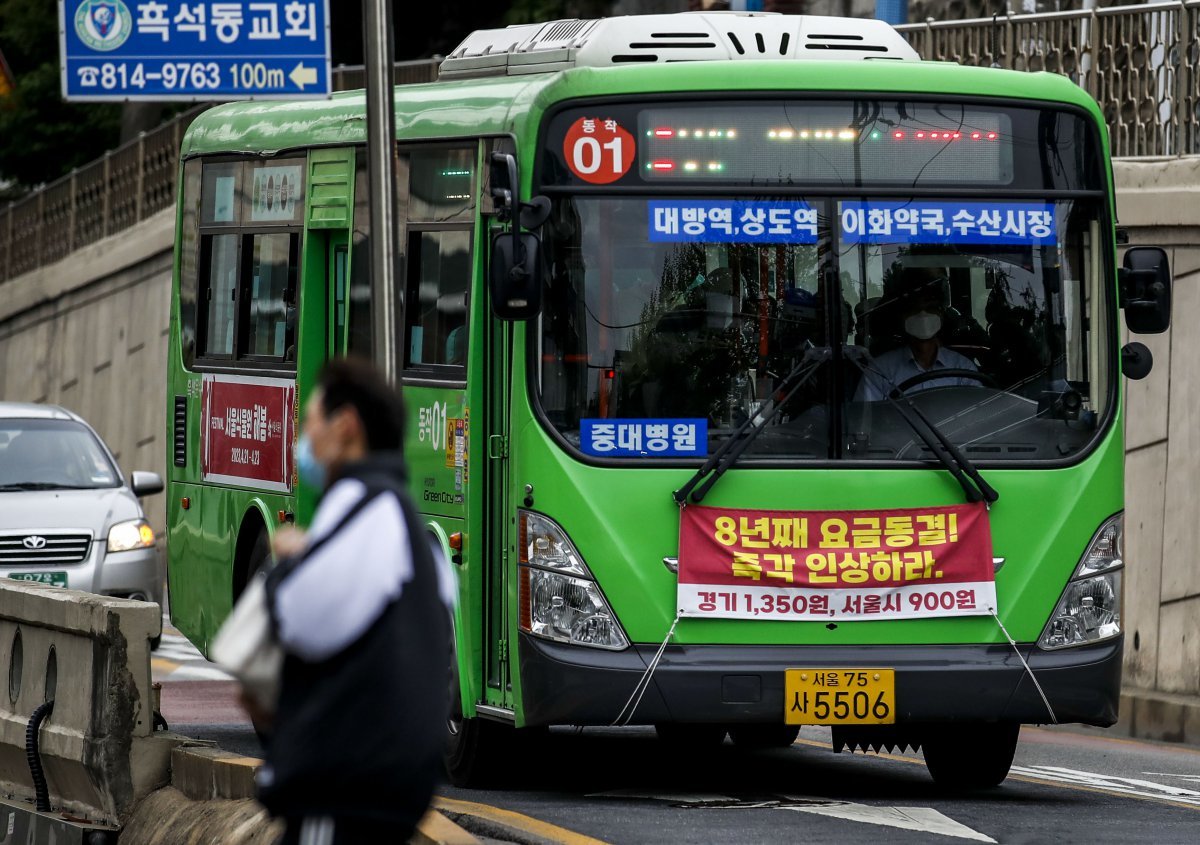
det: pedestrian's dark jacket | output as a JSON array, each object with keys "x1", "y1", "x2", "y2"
[{"x1": 260, "y1": 453, "x2": 453, "y2": 829}]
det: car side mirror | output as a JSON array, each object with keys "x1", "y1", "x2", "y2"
[
  {"x1": 131, "y1": 471, "x2": 164, "y2": 497},
  {"x1": 488, "y1": 152, "x2": 546, "y2": 321},
  {"x1": 1120, "y1": 246, "x2": 1172, "y2": 334}
]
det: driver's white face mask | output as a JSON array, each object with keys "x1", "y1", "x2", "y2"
[{"x1": 904, "y1": 311, "x2": 942, "y2": 341}]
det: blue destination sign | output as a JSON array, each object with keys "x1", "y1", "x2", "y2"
[
  {"x1": 649, "y1": 200, "x2": 819, "y2": 244},
  {"x1": 581, "y1": 419, "x2": 708, "y2": 458},
  {"x1": 840, "y1": 201, "x2": 1058, "y2": 246},
  {"x1": 58, "y1": 1, "x2": 331, "y2": 101}
]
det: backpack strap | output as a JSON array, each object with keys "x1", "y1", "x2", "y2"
[{"x1": 263, "y1": 485, "x2": 387, "y2": 630}]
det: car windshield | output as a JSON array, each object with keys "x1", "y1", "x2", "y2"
[
  {"x1": 537, "y1": 195, "x2": 1110, "y2": 463},
  {"x1": 0, "y1": 418, "x2": 120, "y2": 489}
]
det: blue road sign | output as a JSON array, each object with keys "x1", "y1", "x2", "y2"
[{"x1": 58, "y1": 1, "x2": 331, "y2": 101}]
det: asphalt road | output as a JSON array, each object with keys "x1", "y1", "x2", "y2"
[{"x1": 156, "y1": 627, "x2": 1200, "y2": 844}]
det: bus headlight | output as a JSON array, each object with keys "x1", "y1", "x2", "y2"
[
  {"x1": 1038, "y1": 514, "x2": 1123, "y2": 650},
  {"x1": 518, "y1": 510, "x2": 629, "y2": 651},
  {"x1": 107, "y1": 519, "x2": 156, "y2": 553}
]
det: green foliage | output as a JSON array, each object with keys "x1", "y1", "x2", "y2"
[{"x1": 0, "y1": 0, "x2": 122, "y2": 191}]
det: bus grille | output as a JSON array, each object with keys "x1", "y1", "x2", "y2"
[{"x1": 0, "y1": 533, "x2": 92, "y2": 565}]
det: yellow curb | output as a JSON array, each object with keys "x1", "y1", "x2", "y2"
[
  {"x1": 411, "y1": 809, "x2": 481, "y2": 845},
  {"x1": 435, "y1": 796, "x2": 610, "y2": 845}
]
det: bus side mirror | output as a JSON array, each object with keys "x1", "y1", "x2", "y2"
[
  {"x1": 490, "y1": 230, "x2": 542, "y2": 320},
  {"x1": 1120, "y1": 246, "x2": 1172, "y2": 334},
  {"x1": 488, "y1": 152, "x2": 544, "y2": 320}
]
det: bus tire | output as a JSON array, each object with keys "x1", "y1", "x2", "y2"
[
  {"x1": 444, "y1": 652, "x2": 508, "y2": 787},
  {"x1": 654, "y1": 723, "x2": 728, "y2": 750},
  {"x1": 444, "y1": 714, "x2": 515, "y2": 788},
  {"x1": 728, "y1": 724, "x2": 800, "y2": 749},
  {"x1": 247, "y1": 528, "x2": 270, "y2": 579},
  {"x1": 923, "y1": 722, "x2": 1020, "y2": 788}
]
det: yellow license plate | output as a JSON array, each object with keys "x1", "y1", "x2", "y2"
[{"x1": 784, "y1": 668, "x2": 895, "y2": 725}]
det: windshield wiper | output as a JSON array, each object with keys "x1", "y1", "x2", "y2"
[
  {"x1": 0, "y1": 482, "x2": 92, "y2": 491},
  {"x1": 674, "y1": 345, "x2": 831, "y2": 506},
  {"x1": 844, "y1": 346, "x2": 999, "y2": 506}
]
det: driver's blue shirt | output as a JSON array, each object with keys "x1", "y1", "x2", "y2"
[{"x1": 854, "y1": 345, "x2": 979, "y2": 402}]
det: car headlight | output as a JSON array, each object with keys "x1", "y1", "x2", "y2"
[
  {"x1": 107, "y1": 519, "x2": 156, "y2": 553},
  {"x1": 1038, "y1": 514, "x2": 1122, "y2": 650},
  {"x1": 518, "y1": 510, "x2": 629, "y2": 650}
]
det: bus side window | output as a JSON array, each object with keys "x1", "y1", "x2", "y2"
[
  {"x1": 193, "y1": 156, "x2": 303, "y2": 372},
  {"x1": 400, "y1": 145, "x2": 475, "y2": 377},
  {"x1": 404, "y1": 230, "x2": 471, "y2": 370},
  {"x1": 240, "y1": 232, "x2": 298, "y2": 362},
  {"x1": 198, "y1": 233, "x2": 239, "y2": 359},
  {"x1": 347, "y1": 152, "x2": 373, "y2": 359},
  {"x1": 179, "y1": 159, "x2": 202, "y2": 368}
]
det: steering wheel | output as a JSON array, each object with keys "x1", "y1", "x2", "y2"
[{"x1": 895, "y1": 368, "x2": 998, "y2": 393}]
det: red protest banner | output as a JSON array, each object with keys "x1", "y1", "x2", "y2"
[
  {"x1": 677, "y1": 503, "x2": 995, "y2": 621},
  {"x1": 201, "y1": 374, "x2": 295, "y2": 493}
]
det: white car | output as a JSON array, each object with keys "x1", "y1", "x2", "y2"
[{"x1": 0, "y1": 402, "x2": 164, "y2": 607}]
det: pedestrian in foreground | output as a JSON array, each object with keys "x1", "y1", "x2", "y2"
[{"x1": 250, "y1": 357, "x2": 454, "y2": 845}]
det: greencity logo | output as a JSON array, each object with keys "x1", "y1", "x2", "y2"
[{"x1": 74, "y1": 1, "x2": 133, "y2": 52}]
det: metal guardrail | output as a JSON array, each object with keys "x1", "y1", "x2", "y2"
[
  {"x1": 897, "y1": 1, "x2": 1200, "y2": 159},
  {"x1": 0, "y1": 58, "x2": 440, "y2": 285}
]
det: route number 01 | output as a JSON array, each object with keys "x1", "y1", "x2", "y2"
[{"x1": 563, "y1": 117, "x2": 635, "y2": 185}]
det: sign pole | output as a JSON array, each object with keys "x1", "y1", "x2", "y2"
[{"x1": 364, "y1": 0, "x2": 398, "y2": 381}]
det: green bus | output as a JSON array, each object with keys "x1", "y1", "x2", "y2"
[{"x1": 166, "y1": 12, "x2": 1172, "y2": 788}]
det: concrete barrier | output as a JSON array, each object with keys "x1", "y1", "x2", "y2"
[{"x1": 0, "y1": 581, "x2": 182, "y2": 825}]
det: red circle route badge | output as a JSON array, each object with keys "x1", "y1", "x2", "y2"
[{"x1": 563, "y1": 117, "x2": 635, "y2": 185}]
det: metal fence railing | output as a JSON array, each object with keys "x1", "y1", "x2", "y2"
[
  {"x1": 897, "y1": 1, "x2": 1200, "y2": 158},
  {"x1": 0, "y1": 58, "x2": 440, "y2": 286},
  {"x1": 5, "y1": 3, "x2": 1199, "y2": 284}
]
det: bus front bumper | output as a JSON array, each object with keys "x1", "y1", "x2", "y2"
[{"x1": 517, "y1": 633, "x2": 1121, "y2": 728}]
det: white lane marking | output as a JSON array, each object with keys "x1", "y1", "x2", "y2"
[
  {"x1": 585, "y1": 790, "x2": 739, "y2": 803},
  {"x1": 586, "y1": 790, "x2": 994, "y2": 841},
  {"x1": 1011, "y1": 765, "x2": 1200, "y2": 805},
  {"x1": 1143, "y1": 773, "x2": 1200, "y2": 784},
  {"x1": 159, "y1": 664, "x2": 234, "y2": 681},
  {"x1": 153, "y1": 630, "x2": 232, "y2": 682},
  {"x1": 779, "y1": 804, "x2": 996, "y2": 843}
]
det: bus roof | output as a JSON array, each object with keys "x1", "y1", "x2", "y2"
[{"x1": 180, "y1": 60, "x2": 1104, "y2": 159}]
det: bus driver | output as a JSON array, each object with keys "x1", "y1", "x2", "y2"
[{"x1": 854, "y1": 275, "x2": 979, "y2": 402}]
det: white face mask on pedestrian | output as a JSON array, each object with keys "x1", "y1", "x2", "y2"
[{"x1": 904, "y1": 311, "x2": 942, "y2": 341}]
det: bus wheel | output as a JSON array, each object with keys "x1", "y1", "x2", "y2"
[
  {"x1": 654, "y1": 723, "x2": 728, "y2": 749},
  {"x1": 444, "y1": 710, "x2": 509, "y2": 788},
  {"x1": 923, "y1": 723, "x2": 1020, "y2": 788},
  {"x1": 248, "y1": 529, "x2": 270, "y2": 579},
  {"x1": 728, "y1": 724, "x2": 800, "y2": 749},
  {"x1": 444, "y1": 654, "x2": 509, "y2": 787}
]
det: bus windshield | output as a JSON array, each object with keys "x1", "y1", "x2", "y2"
[{"x1": 536, "y1": 101, "x2": 1111, "y2": 464}]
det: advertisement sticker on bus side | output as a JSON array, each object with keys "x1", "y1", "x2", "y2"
[
  {"x1": 201, "y1": 374, "x2": 295, "y2": 492},
  {"x1": 677, "y1": 503, "x2": 995, "y2": 621}
]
